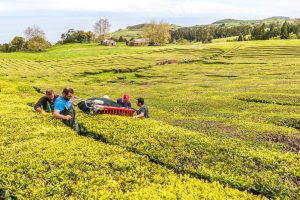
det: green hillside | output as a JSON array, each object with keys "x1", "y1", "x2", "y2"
[
  {"x1": 110, "y1": 24, "x2": 181, "y2": 40},
  {"x1": 110, "y1": 28, "x2": 143, "y2": 40},
  {"x1": 1, "y1": 40, "x2": 300, "y2": 199},
  {"x1": 212, "y1": 16, "x2": 292, "y2": 26},
  {"x1": 110, "y1": 16, "x2": 296, "y2": 40}
]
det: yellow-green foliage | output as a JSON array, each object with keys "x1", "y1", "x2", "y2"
[
  {"x1": 1, "y1": 40, "x2": 300, "y2": 199},
  {"x1": 78, "y1": 114, "x2": 300, "y2": 199},
  {"x1": 0, "y1": 81, "x2": 262, "y2": 199}
]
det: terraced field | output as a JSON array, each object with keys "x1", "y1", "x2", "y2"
[{"x1": 1, "y1": 40, "x2": 300, "y2": 199}]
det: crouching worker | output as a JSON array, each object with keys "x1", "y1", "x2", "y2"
[
  {"x1": 34, "y1": 89, "x2": 58, "y2": 114},
  {"x1": 53, "y1": 88, "x2": 79, "y2": 133},
  {"x1": 117, "y1": 94, "x2": 132, "y2": 108},
  {"x1": 133, "y1": 97, "x2": 149, "y2": 118}
]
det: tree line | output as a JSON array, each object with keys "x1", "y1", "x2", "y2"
[
  {"x1": 1, "y1": 19, "x2": 300, "y2": 53},
  {"x1": 250, "y1": 21, "x2": 300, "y2": 40},
  {"x1": 58, "y1": 19, "x2": 111, "y2": 44},
  {"x1": 171, "y1": 20, "x2": 300, "y2": 43},
  {"x1": 0, "y1": 18, "x2": 113, "y2": 52},
  {"x1": 0, "y1": 26, "x2": 50, "y2": 52}
]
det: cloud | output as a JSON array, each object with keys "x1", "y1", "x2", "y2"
[
  {"x1": 0, "y1": 0, "x2": 299, "y2": 43},
  {"x1": 1, "y1": 0, "x2": 206, "y2": 13},
  {"x1": 0, "y1": 0, "x2": 298, "y2": 18}
]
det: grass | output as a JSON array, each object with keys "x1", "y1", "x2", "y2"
[
  {"x1": 212, "y1": 36, "x2": 239, "y2": 43},
  {"x1": 110, "y1": 29, "x2": 143, "y2": 40},
  {"x1": 1, "y1": 39, "x2": 300, "y2": 199}
]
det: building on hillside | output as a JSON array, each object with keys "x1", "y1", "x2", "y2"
[
  {"x1": 103, "y1": 39, "x2": 117, "y2": 46},
  {"x1": 127, "y1": 38, "x2": 150, "y2": 46}
]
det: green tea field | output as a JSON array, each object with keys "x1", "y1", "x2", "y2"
[{"x1": 1, "y1": 40, "x2": 300, "y2": 199}]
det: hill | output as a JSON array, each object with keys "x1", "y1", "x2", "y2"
[
  {"x1": 110, "y1": 16, "x2": 297, "y2": 40},
  {"x1": 110, "y1": 24, "x2": 145, "y2": 40},
  {"x1": 212, "y1": 16, "x2": 292, "y2": 26},
  {"x1": 110, "y1": 24, "x2": 181, "y2": 40}
]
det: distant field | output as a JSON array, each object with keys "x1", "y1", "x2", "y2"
[
  {"x1": 1, "y1": 39, "x2": 300, "y2": 199},
  {"x1": 212, "y1": 36, "x2": 239, "y2": 43},
  {"x1": 110, "y1": 28, "x2": 143, "y2": 40}
]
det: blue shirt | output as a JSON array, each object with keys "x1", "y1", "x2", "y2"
[{"x1": 54, "y1": 96, "x2": 72, "y2": 114}]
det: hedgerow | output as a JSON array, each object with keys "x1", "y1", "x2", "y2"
[
  {"x1": 0, "y1": 82, "x2": 262, "y2": 199},
  {"x1": 269, "y1": 116, "x2": 300, "y2": 129},
  {"x1": 235, "y1": 94, "x2": 300, "y2": 107},
  {"x1": 78, "y1": 114, "x2": 300, "y2": 199}
]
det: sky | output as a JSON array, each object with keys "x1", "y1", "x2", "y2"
[{"x1": 0, "y1": 0, "x2": 299, "y2": 43}]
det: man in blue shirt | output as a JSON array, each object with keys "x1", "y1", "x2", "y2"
[
  {"x1": 133, "y1": 97, "x2": 149, "y2": 118},
  {"x1": 53, "y1": 88, "x2": 79, "y2": 133}
]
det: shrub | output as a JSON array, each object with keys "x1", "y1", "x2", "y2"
[
  {"x1": 25, "y1": 36, "x2": 50, "y2": 52},
  {"x1": 289, "y1": 33, "x2": 298, "y2": 39}
]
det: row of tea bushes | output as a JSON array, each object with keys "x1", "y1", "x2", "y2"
[{"x1": 78, "y1": 114, "x2": 300, "y2": 199}]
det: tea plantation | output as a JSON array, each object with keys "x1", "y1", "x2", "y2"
[{"x1": 1, "y1": 40, "x2": 300, "y2": 199}]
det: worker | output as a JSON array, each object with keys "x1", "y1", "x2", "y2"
[
  {"x1": 34, "y1": 89, "x2": 58, "y2": 114},
  {"x1": 133, "y1": 97, "x2": 149, "y2": 118},
  {"x1": 117, "y1": 94, "x2": 131, "y2": 107},
  {"x1": 53, "y1": 88, "x2": 79, "y2": 133}
]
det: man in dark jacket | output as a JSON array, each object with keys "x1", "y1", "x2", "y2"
[
  {"x1": 133, "y1": 97, "x2": 149, "y2": 118},
  {"x1": 34, "y1": 89, "x2": 58, "y2": 114},
  {"x1": 117, "y1": 94, "x2": 132, "y2": 108}
]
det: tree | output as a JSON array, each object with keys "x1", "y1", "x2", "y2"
[
  {"x1": 201, "y1": 27, "x2": 213, "y2": 43},
  {"x1": 59, "y1": 29, "x2": 95, "y2": 43},
  {"x1": 1, "y1": 43, "x2": 12, "y2": 52},
  {"x1": 76, "y1": 30, "x2": 88, "y2": 43},
  {"x1": 288, "y1": 33, "x2": 298, "y2": 39},
  {"x1": 170, "y1": 24, "x2": 253, "y2": 43},
  {"x1": 10, "y1": 36, "x2": 25, "y2": 52},
  {"x1": 250, "y1": 26, "x2": 260, "y2": 40},
  {"x1": 238, "y1": 34, "x2": 244, "y2": 41},
  {"x1": 94, "y1": 18, "x2": 111, "y2": 41},
  {"x1": 261, "y1": 24, "x2": 268, "y2": 40},
  {"x1": 25, "y1": 36, "x2": 49, "y2": 52},
  {"x1": 251, "y1": 24, "x2": 267, "y2": 40},
  {"x1": 268, "y1": 23, "x2": 280, "y2": 39},
  {"x1": 289, "y1": 20, "x2": 300, "y2": 39},
  {"x1": 24, "y1": 26, "x2": 45, "y2": 40},
  {"x1": 62, "y1": 29, "x2": 76, "y2": 43},
  {"x1": 23, "y1": 26, "x2": 49, "y2": 52},
  {"x1": 281, "y1": 21, "x2": 289, "y2": 39},
  {"x1": 85, "y1": 31, "x2": 95, "y2": 42},
  {"x1": 118, "y1": 36, "x2": 124, "y2": 42},
  {"x1": 143, "y1": 21, "x2": 171, "y2": 45}
]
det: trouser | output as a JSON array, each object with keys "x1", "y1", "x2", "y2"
[{"x1": 62, "y1": 106, "x2": 80, "y2": 133}]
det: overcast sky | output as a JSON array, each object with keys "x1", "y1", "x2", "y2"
[{"x1": 0, "y1": 0, "x2": 299, "y2": 43}]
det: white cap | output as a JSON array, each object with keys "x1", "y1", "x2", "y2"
[{"x1": 103, "y1": 95, "x2": 110, "y2": 99}]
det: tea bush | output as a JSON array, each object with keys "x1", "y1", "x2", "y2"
[
  {"x1": 0, "y1": 81, "x2": 262, "y2": 199},
  {"x1": 79, "y1": 114, "x2": 300, "y2": 199}
]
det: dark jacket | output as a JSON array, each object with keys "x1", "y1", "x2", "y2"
[{"x1": 34, "y1": 95, "x2": 59, "y2": 112}]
